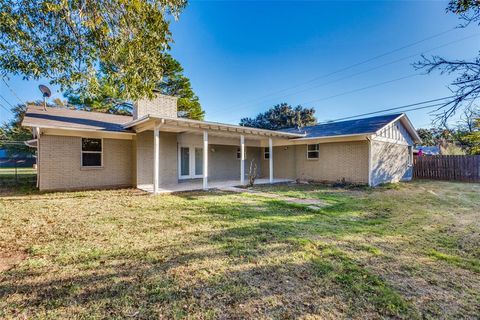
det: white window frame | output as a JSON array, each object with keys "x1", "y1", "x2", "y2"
[
  {"x1": 236, "y1": 147, "x2": 246, "y2": 160},
  {"x1": 263, "y1": 147, "x2": 270, "y2": 160},
  {"x1": 178, "y1": 144, "x2": 204, "y2": 179},
  {"x1": 81, "y1": 138, "x2": 103, "y2": 168},
  {"x1": 307, "y1": 144, "x2": 320, "y2": 160}
]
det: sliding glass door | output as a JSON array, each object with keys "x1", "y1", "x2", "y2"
[{"x1": 179, "y1": 145, "x2": 204, "y2": 179}]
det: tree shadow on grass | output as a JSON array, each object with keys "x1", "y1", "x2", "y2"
[
  {"x1": 0, "y1": 189, "x2": 420, "y2": 319},
  {"x1": 0, "y1": 240, "x2": 418, "y2": 319}
]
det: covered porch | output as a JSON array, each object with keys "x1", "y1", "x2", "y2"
[
  {"x1": 124, "y1": 115, "x2": 304, "y2": 193},
  {"x1": 137, "y1": 178, "x2": 293, "y2": 194}
]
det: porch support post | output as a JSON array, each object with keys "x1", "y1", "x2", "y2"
[
  {"x1": 153, "y1": 123, "x2": 160, "y2": 194},
  {"x1": 269, "y1": 137, "x2": 273, "y2": 183},
  {"x1": 240, "y1": 135, "x2": 245, "y2": 185},
  {"x1": 203, "y1": 131, "x2": 208, "y2": 190}
]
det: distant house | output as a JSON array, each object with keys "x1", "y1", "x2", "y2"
[
  {"x1": 414, "y1": 146, "x2": 440, "y2": 156},
  {"x1": 0, "y1": 147, "x2": 36, "y2": 168},
  {"x1": 21, "y1": 94, "x2": 421, "y2": 192}
]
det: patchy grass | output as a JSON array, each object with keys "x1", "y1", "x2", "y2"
[{"x1": 0, "y1": 180, "x2": 479, "y2": 319}]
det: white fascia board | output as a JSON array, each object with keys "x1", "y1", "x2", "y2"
[
  {"x1": 22, "y1": 123, "x2": 135, "y2": 136},
  {"x1": 291, "y1": 132, "x2": 372, "y2": 142},
  {"x1": 374, "y1": 113, "x2": 422, "y2": 144},
  {"x1": 124, "y1": 115, "x2": 306, "y2": 138}
]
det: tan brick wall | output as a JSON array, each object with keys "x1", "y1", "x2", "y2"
[
  {"x1": 371, "y1": 140, "x2": 412, "y2": 186},
  {"x1": 136, "y1": 131, "x2": 178, "y2": 186},
  {"x1": 260, "y1": 146, "x2": 297, "y2": 179},
  {"x1": 39, "y1": 135, "x2": 132, "y2": 191},
  {"x1": 134, "y1": 94, "x2": 178, "y2": 119},
  {"x1": 295, "y1": 141, "x2": 369, "y2": 184},
  {"x1": 208, "y1": 145, "x2": 261, "y2": 180}
]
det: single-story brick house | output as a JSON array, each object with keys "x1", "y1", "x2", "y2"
[{"x1": 21, "y1": 94, "x2": 421, "y2": 192}]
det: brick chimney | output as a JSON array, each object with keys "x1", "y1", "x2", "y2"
[{"x1": 133, "y1": 93, "x2": 178, "y2": 120}]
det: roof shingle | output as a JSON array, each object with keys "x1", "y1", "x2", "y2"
[
  {"x1": 22, "y1": 105, "x2": 133, "y2": 132},
  {"x1": 281, "y1": 113, "x2": 403, "y2": 138}
]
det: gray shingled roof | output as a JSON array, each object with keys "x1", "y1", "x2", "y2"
[
  {"x1": 281, "y1": 113, "x2": 403, "y2": 138},
  {"x1": 22, "y1": 105, "x2": 133, "y2": 132}
]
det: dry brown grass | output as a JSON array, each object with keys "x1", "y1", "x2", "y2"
[{"x1": 0, "y1": 181, "x2": 479, "y2": 319}]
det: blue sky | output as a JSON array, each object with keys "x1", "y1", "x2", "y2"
[{"x1": 1, "y1": 0, "x2": 478, "y2": 129}]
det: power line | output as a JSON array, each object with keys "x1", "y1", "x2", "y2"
[
  {"x1": 317, "y1": 97, "x2": 454, "y2": 124},
  {"x1": 0, "y1": 100, "x2": 13, "y2": 115},
  {"x1": 0, "y1": 93, "x2": 15, "y2": 109},
  {"x1": 226, "y1": 28, "x2": 456, "y2": 109},
  {"x1": 1, "y1": 77, "x2": 26, "y2": 106},
  {"x1": 214, "y1": 31, "x2": 477, "y2": 121},
  {"x1": 248, "y1": 33, "x2": 479, "y2": 105},
  {"x1": 300, "y1": 73, "x2": 419, "y2": 105}
]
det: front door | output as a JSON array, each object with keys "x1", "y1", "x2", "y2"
[{"x1": 179, "y1": 145, "x2": 203, "y2": 179}]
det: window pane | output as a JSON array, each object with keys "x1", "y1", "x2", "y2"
[
  {"x1": 180, "y1": 147, "x2": 190, "y2": 176},
  {"x1": 195, "y1": 148, "x2": 203, "y2": 176},
  {"x1": 308, "y1": 144, "x2": 319, "y2": 151},
  {"x1": 82, "y1": 153, "x2": 101, "y2": 166},
  {"x1": 307, "y1": 151, "x2": 319, "y2": 159},
  {"x1": 82, "y1": 138, "x2": 102, "y2": 152}
]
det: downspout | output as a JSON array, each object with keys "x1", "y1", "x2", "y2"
[
  {"x1": 366, "y1": 136, "x2": 373, "y2": 187},
  {"x1": 34, "y1": 127, "x2": 41, "y2": 189}
]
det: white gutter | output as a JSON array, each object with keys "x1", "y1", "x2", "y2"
[
  {"x1": 21, "y1": 123, "x2": 136, "y2": 135},
  {"x1": 291, "y1": 132, "x2": 372, "y2": 141}
]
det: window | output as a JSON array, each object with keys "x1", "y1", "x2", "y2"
[
  {"x1": 307, "y1": 144, "x2": 319, "y2": 159},
  {"x1": 264, "y1": 147, "x2": 270, "y2": 160},
  {"x1": 81, "y1": 138, "x2": 102, "y2": 167}
]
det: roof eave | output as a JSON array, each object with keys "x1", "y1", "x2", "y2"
[
  {"x1": 376, "y1": 113, "x2": 422, "y2": 144},
  {"x1": 291, "y1": 132, "x2": 372, "y2": 141},
  {"x1": 22, "y1": 122, "x2": 136, "y2": 135},
  {"x1": 123, "y1": 115, "x2": 306, "y2": 138}
]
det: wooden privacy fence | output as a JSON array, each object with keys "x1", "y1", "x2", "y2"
[{"x1": 413, "y1": 155, "x2": 480, "y2": 182}]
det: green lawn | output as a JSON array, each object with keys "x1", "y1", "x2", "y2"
[{"x1": 0, "y1": 180, "x2": 479, "y2": 319}]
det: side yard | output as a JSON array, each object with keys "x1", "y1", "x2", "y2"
[{"x1": 0, "y1": 181, "x2": 479, "y2": 319}]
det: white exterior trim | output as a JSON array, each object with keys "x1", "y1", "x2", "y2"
[
  {"x1": 124, "y1": 115, "x2": 305, "y2": 139},
  {"x1": 367, "y1": 137, "x2": 372, "y2": 187},
  {"x1": 203, "y1": 131, "x2": 208, "y2": 190},
  {"x1": 153, "y1": 125, "x2": 160, "y2": 193},
  {"x1": 269, "y1": 138, "x2": 273, "y2": 183},
  {"x1": 240, "y1": 135, "x2": 245, "y2": 185},
  {"x1": 80, "y1": 137, "x2": 103, "y2": 169},
  {"x1": 178, "y1": 145, "x2": 204, "y2": 180},
  {"x1": 371, "y1": 135, "x2": 410, "y2": 146}
]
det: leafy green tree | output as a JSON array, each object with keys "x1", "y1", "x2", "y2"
[
  {"x1": 0, "y1": 0, "x2": 186, "y2": 101},
  {"x1": 65, "y1": 55, "x2": 205, "y2": 119},
  {"x1": 0, "y1": 104, "x2": 31, "y2": 157},
  {"x1": 416, "y1": 128, "x2": 436, "y2": 146},
  {"x1": 463, "y1": 119, "x2": 480, "y2": 154},
  {"x1": 239, "y1": 103, "x2": 316, "y2": 130},
  {"x1": 156, "y1": 55, "x2": 204, "y2": 120},
  {"x1": 0, "y1": 101, "x2": 60, "y2": 156}
]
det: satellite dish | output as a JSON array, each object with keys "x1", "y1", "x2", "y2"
[
  {"x1": 39, "y1": 85, "x2": 51, "y2": 98},
  {"x1": 38, "y1": 85, "x2": 51, "y2": 111}
]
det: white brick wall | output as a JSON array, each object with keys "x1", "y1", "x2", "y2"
[{"x1": 134, "y1": 93, "x2": 178, "y2": 119}]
